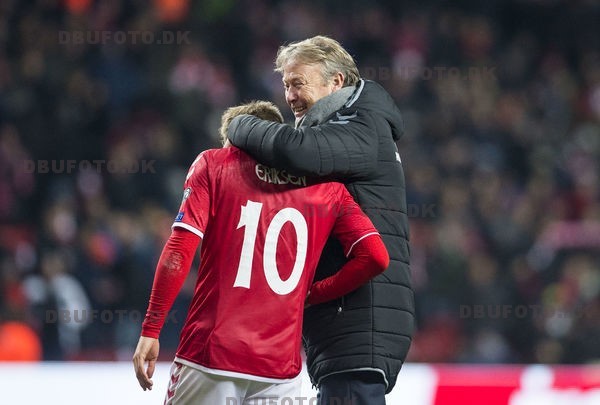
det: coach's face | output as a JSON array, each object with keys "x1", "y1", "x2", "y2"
[{"x1": 282, "y1": 62, "x2": 344, "y2": 119}]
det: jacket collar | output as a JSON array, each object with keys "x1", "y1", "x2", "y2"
[{"x1": 295, "y1": 80, "x2": 363, "y2": 128}]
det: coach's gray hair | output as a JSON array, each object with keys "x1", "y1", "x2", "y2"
[{"x1": 275, "y1": 35, "x2": 360, "y2": 87}]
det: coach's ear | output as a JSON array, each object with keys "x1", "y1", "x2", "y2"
[{"x1": 330, "y1": 72, "x2": 345, "y2": 92}]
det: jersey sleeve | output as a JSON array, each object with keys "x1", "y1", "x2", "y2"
[
  {"x1": 331, "y1": 185, "x2": 380, "y2": 257},
  {"x1": 307, "y1": 234, "x2": 388, "y2": 305},
  {"x1": 172, "y1": 152, "x2": 211, "y2": 237},
  {"x1": 141, "y1": 228, "x2": 200, "y2": 338}
]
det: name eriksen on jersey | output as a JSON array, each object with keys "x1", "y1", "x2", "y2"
[{"x1": 255, "y1": 164, "x2": 306, "y2": 186}]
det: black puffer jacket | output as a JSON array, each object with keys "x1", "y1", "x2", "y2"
[{"x1": 228, "y1": 79, "x2": 414, "y2": 393}]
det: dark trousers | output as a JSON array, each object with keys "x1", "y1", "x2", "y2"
[{"x1": 317, "y1": 371, "x2": 386, "y2": 405}]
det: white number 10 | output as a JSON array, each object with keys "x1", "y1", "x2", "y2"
[{"x1": 233, "y1": 200, "x2": 308, "y2": 295}]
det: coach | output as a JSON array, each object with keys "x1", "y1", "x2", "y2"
[{"x1": 228, "y1": 36, "x2": 414, "y2": 405}]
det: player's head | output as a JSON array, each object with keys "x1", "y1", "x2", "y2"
[
  {"x1": 275, "y1": 35, "x2": 360, "y2": 120},
  {"x1": 219, "y1": 101, "x2": 284, "y2": 146}
]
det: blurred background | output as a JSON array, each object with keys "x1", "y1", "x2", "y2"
[{"x1": 0, "y1": 0, "x2": 599, "y2": 372}]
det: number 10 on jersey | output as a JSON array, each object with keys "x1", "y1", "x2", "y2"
[{"x1": 233, "y1": 200, "x2": 309, "y2": 295}]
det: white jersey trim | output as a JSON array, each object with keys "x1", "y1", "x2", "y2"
[
  {"x1": 172, "y1": 222, "x2": 204, "y2": 238},
  {"x1": 174, "y1": 357, "x2": 300, "y2": 384},
  {"x1": 345, "y1": 232, "x2": 380, "y2": 257}
]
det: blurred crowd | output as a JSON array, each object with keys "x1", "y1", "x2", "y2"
[{"x1": 0, "y1": 0, "x2": 599, "y2": 364}]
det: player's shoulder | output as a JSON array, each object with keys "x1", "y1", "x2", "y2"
[
  {"x1": 190, "y1": 147, "x2": 245, "y2": 166},
  {"x1": 184, "y1": 148, "x2": 221, "y2": 183},
  {"x1": 194, "y1": 148, "x2": 222, "y2": 161},
  {"x1": 203, "y1": 146, "x2": 248, "y2": 163}
]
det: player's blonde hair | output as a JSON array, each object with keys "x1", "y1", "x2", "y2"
[
  {"x1": 219, "y1": 100, "x2": 284, "y2": 145},
  {"x1": 275, "y1": 35, "x2": 360, "y2": 86}
]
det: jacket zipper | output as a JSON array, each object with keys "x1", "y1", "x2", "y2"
[{"x1": 337, "y1": 295, "x2": 345, "y2": 313}]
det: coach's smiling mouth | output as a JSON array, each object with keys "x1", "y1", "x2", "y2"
[{"x1": 292, "y1": 106, "x2": 307, "y2": 117}]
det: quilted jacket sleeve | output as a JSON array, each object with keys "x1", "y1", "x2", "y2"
[{"x1": 227, "y1": 108, "x2": 378, "y2": 179}]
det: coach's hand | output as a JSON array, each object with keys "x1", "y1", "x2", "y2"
[{"x1": 133, "y1": 336, "x2": 160, "y2": 391}]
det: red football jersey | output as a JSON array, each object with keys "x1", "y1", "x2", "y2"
[{"x1": 172, "y1": 147, "x2": 378, "y2": 382}]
